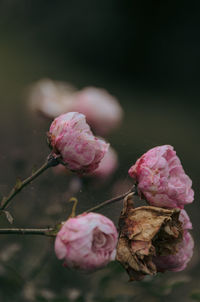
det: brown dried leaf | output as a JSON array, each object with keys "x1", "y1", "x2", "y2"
[{"x1": 116, "y1": 193, "x2": 183, "y2": 281}]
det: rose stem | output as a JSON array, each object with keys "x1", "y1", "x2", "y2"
[
  {"x1": 0, "y1": 154, "x2": 59, "y2": 211},
  {"x1": 0, "y1": 227, "x2": 55, "y2": 236},
  {"x1": 0, "y1": 185, "x2": 136, "y2": 236},
  {"x1": 85, "y1": 185, "x2": 136, "y2": 213}
]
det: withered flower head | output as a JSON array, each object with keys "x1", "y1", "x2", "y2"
[{"x1": 116, "y1": 193, "x2": 183, "y2": 281}]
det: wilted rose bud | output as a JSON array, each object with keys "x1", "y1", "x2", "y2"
[
  {"x1": 55, "y1": 212, "x2": 118, "y2": 271},
  {"x1": 92, "y1": 146, "x2": 118, "y2": 178},
  {"x1": 153, "y1": 230, "x2": 194, "y2": 272},
  {"x1": 153, "y1": 209, "x2": 194, "y2": 272},
  {"x1": 28, "y1": 78, "x2": 76, "y2": 118},
  {"x1": 71, "y1": 87, "x2": 123, "y2": 136},
  {"x1": 128, "y1": 145, "x2": 194, "y2": 208},
  {"x1": 116, "y1": 193, "x2": 184, "y2": 281},
  {"x1": 48, "y1": 112, "x2": 109, "y2": 173}
]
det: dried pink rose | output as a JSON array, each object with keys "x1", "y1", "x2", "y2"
[
  {"x1": 92, "y1": 146, "x2": 118, "y2": 178},
  {"x1": 28, "y1": 79, "x2": 76, "y2": 118},
  {"x1": 71, "y1": 87, "x2": 123, "y2": 135},
  {"x1": 55, "y1": 213, "x2": 118, "y2": 271},
  {"x1": 153, "y1": 209, "x2": 193, "y2": 272},
  {"x1": 153, "y1": 230, "x2": 194, "y2": 272},
  {"x1": 116, "y1": 193, "x2": 184, "y2": 281},
  {"x1": 128, "y1": 145, "x2": 194, "y2": 208},
  {"x1": 48, "y1": 112, "x2": 109, "y2": 173}
]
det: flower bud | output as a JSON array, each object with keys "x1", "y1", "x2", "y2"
[
  {"x1": 128, "y1": 145, "x2": 194, "y2": 208},
  {"x1": 71, "y1": 87, "x2": 123, "y2": 135},
  {"x1": 55, "y1": 213, "x2": 118, "y2": 271},
  {"x1": 48, "y1": 112, "x2": 109, "y2": 173}
]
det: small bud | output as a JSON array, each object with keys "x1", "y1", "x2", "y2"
[
  {"x1": 48, "y1": 112, "x2": 109, "y2": 173},
  {"x1": 128, "y1": 145, "x2": 194, "y2": 208},
  {"x1": 54, "y1": 213, "x2": 118, "y2": 271}
]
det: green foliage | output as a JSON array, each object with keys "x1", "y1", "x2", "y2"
[{"x1": 191, "y1": 292, "x2": 200, "y2": 301}]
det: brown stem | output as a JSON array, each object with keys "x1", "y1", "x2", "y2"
[
  {"x1": 85, "y1": 185, "x2": 136, "y2": 213},
  {"x1": 0, "y1": 154, "x2": 59, "y2": 211},
  {"x1": 0, "y1": 227, "x2": 55, "y2": 236}
]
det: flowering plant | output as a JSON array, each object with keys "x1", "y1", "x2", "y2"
[{"x1": 0, "y1": 98, "x2": 194, "y2": 283}]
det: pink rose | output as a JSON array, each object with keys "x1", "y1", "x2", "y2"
[
  {"x1": 153, "y1": 230, "x2": 194, "y2": 272},
  {"x1": 48, "y1": 112, "x2": 109, "y2": 173},
  {"x1": 55, "y1": 213, "x2": 118, "y2": 271},
  {"x1": 71, "y1": 87, "x2": 123, "y2": 135},
  {"x1": 28, "y1": 79, "x2": 76, "y2": 118},
  {"x1": 92, "y1": 146, "x2": 118, "y2": 178},
  {"x1": 128, "y1": 145, "x2": 194, "y2": 208}
]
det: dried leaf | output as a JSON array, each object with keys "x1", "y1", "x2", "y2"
[{"x1": 116, "y1": 193, "x2": 183, "y2": 281}]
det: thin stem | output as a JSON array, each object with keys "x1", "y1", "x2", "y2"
[
  {"x1": 0, "y1": 154, "x2": 59, "y2": 210},
  {"x1": 0, "y1": 185, "x2": 136, "y2": 237},
  {"x1": 0, "y1": 227, "x2": 55, "y2": 236},
  {"x1": 85, "y1": 185, "x2": 136, "y2": 213}
]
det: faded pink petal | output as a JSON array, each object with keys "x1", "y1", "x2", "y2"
[
  {"x1": 48, "y1": 112, "x2": 109, "y2": 173},
  {"x1": 92, "y1": 146, "x2": 118, "y2": 178},
  {"x1": 54, "y1": 213, "x2": 118, "y2": 271},
  {"x1": 179, "y1": 209, "x2": 192, "y2": 230},
  {"x1": 71, "y1": 87, "x2": 123, "y2": 135},
  {"x1": 128, "y1": 145, "x2": 194, "y2": 208},
  {"x1": 153, "y1": 231, "x2": 194, "y2": 272},
  {"x1": 28, "y1": 78, "x2": 76, "y2": 118}
]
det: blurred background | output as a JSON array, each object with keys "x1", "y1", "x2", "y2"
[{"x1": 0, "y1": 1, "x2": 200, "y2": 301}]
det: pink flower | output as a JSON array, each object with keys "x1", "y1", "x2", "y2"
[
  {"x1": 28, "y1": 79, "x2": 76, "y2": 118},
  {"x1": 48, "y1": 112, "x2": 109, "y2": 173},
  {"x1": 153, "y1": 230, "x2": 194, "y2": 272},
  {"x1": 128, "y1": 145, "x2": 194, "y2": 208},
  {"x1": 55, "y1": 213, "x2": 118, "y2": 271},
  {"x1": 71, "y1": 87, "x2": 123, "y2": 135},
  {"x1": 92, "y1": 146, "x2": 118, "y2": 178}
]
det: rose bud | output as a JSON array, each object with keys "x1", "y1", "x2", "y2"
[
  {"x1": 116, "y1": 193, "x2": 184, "y2": 281},
  {"x1": 92, "y1": 146, "x2": 118, "y2": 179},
  {"x1": 128, "y1": 145, "x2": 194, "y2": 209},
  {"x1": 28, "y1": 78, "x2": 76, "y2": 118},
  {"x1": 71, "y1": 87, "x2": 123, "y2": 136},
  {"x1": 54, "y1": 212, "x2": 118, "y2": 271},
  {"x1": 48, "y1": 112, "x2": 109, "y2": 173}
]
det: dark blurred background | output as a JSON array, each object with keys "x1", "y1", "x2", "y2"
[{"x1": 0, "y1": 1, "x2": 200, "y2": 301}]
